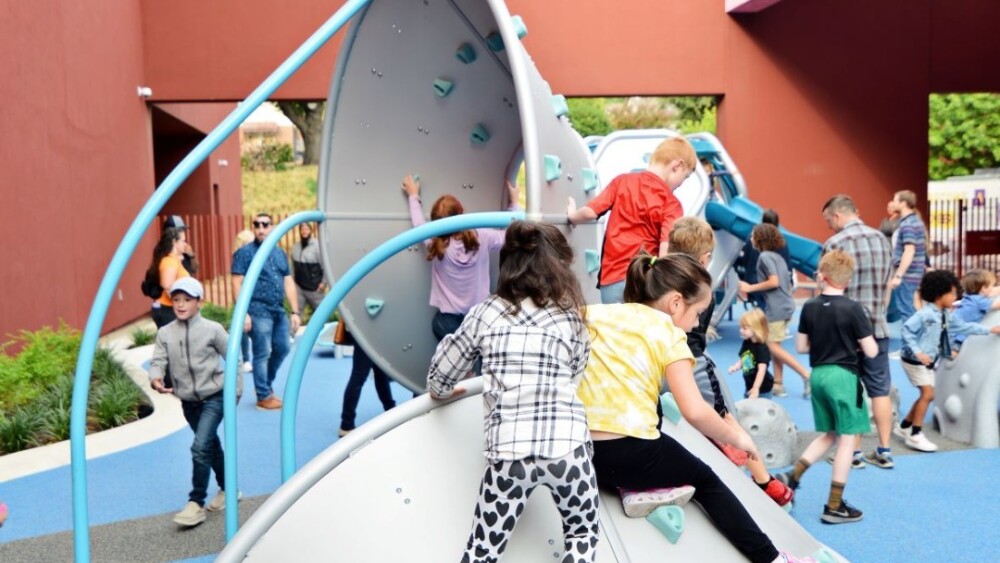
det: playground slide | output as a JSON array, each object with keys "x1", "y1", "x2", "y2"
[
  {"x1": 218, "y1": 379, "x2": 845, "y2": 562},
  {"x1": 705, "y1": 196, "x2": 823, "y2": 278}
]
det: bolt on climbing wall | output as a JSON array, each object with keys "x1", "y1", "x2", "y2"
[{"x1": 317, "y1": 0, "x2": 600, "y2": 391}]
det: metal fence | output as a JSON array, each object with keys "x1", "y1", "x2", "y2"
[
  {"x1": 928, "y1": 197, "x2": 1000, "y2": 277},
  {"x1": 154, "y1": 213, "x2": 308, "y2": 306}
]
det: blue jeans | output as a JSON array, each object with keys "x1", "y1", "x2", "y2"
[
  {"x1": 340, "y1": 345, "x2": 396, "y2": 431},
  {"x1": 249, "y1": 310, "x2": 291, "y2": 400},
  {"x1": 599, "y1": 280, "x2": 626, "y2": 304},
  {"x1": 240, "y1": 334, "x2": 251, "y2": 365},
  {"x1": 889, "y1": 280, "x2": 919, "y2": 324},
  {"x1": 432, "y1": 310, "x2": 465, "y2": 341},
  {"x1": 181, "y1": 393, "x2": 225, "y2": 506}
]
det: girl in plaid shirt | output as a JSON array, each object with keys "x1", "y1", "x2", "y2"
[{"x1": 427, "y1": 221, "x2": 598, "y2": 563}]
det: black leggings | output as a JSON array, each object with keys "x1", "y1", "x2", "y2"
[{"x1": 592, "y1": 434, "x2": 778, "y2": 563}]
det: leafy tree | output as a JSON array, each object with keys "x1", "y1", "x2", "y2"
[
  {"x1": 606, "y1": 97, "x2": 677, "y2": 130},
  {"x1": 277, "y1": 101, "x2": 325, "y2": 166},
  {"x1": 567, "y1": 98, "x2": 612, "y2": 137},
  {"x1": 929, "y1": 93, "x2": 1000, "y2": 180},
  {"x1": 675, "y1": 106, "x2": 717, "y2": 135}
]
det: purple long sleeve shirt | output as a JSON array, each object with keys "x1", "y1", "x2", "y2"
[{"x1": 409, "y1": 195, "x2": 517, "y2": 314}]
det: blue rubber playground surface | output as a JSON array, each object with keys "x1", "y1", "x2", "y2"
[{"x1": 1, "y1": 314, "x2": 997, "y2": 562}]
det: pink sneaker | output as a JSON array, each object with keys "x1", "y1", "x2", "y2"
[
  {"x1": 777, "y1": 551, "x2": 818, "y2": 563},
  {"x1": 0, "y1": 502, "x2": 8, "y2": 527},
  {"x1": 619, "y1": 485, "x2": 696, "y2": 518}
]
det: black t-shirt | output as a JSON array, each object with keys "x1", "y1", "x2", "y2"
[
  {"x1": 798, "y1": 294, "x2": 874, "y2": 373},
  {"x1": 686, "y1": 298, "x2": 716, "y2": 358},
  {"x1": 739, "y1": 339, "x2": 774, "y2": 394}
]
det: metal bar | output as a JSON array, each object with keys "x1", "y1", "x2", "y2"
[{"x1": 69, "y1": 2, "x2": 373, "y2": 558}]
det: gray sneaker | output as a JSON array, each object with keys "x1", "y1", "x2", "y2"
[
  {"x1": 173, "y1": 501, "x2": 206, "y2": 527},
  {"x1": 825, "y1": 451, "x2": 866, "y2": 469},
  {"x1": 863, "y1": 449, "x2": 894, "y2": 469},
  {"x1": 206, "y1": 490, "x2": 243, "y2": 512}
]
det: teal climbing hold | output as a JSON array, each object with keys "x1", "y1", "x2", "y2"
[
  {"x1": 812, "y1": 547, "x2": 837, "y2": 563},
  {"x1": 511, "y1": 15, "x2": 528, "y2": 39},
  {"x1": 470, "y1": 124, "x2": 490, "y2": 145},
  {"x1": 660, "y1": 392, "x2": 682, "y2": 424},
  {"x1": 544, "y1": 154, "x2": 562, "y2": 182},
  {"x1": 646, "y1": 505, "x2": 684, "y2": 545},
  {"x1": 486, "y1": 32, "x2": 504, "y2": 52},
  {"x1": 581, "y1": 168, "x2": 599, "y2": 193},
  {"x1": 550, "y1": 94, "x2": 569, "y2": 118},
  {"x1": 433, "y1": 78, "x2": 454, "y2": 97},
  {"x1": 365, "y1": 298, "x2": 384, "y2": 317},
  {"x1": 455, "y1": 43, "x2": 477, "y2": 64},
  {"x1": 585, "y1": 249, "x2": 600, "y2": 274}
]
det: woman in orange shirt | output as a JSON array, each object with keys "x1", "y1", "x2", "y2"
[{"x1": 146, "y1": 227, "x2": 191, "y2": 328}]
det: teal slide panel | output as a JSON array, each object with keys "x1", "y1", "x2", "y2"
[{"x1": 705, "y1": 197, "x2": 821, "y2": 277}]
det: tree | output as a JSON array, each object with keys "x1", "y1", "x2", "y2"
[
  {"x1": 277, "y1": 101, "x2": 325, "y2": 166},
  {"x1": 605, "y1": 97, "x2": 677, "y2": 130},
  {"x1": 567, "y1": 98, "x2": 612, "y2": 138},
  {"x1": 929, "y1": 93, "x2": 1000, "y2": 180}
]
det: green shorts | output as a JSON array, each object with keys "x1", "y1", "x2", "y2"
[{"x1": 810, "y1": 364, "x2": 871, "y2": 435}]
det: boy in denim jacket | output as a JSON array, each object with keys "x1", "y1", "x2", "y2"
[{"x1": 896, "y1": 270, "x2": 1000, "y2": 452}]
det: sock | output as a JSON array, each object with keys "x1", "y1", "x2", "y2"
[
  {"x1": 756, "y1": 477, "x2": 773, "y2": 490},
  {"x1": 877, "y1": 446, "x2": 892, "y2": 454},
  {"x1": 901, "y1": 420, "x2": 913, "y2": 429},
  {"x1": 827, "y1": 481, "x2": 845, "y2": 509},
  {"x1": 791, "y1": 458, "x2": 811, "y2": 483},
  {"x1": 911, "y1": 425, "x2": 922, "y2": 436},
  {"x1": 853, "y1": 450, "x2": 862, "y2": 458}
]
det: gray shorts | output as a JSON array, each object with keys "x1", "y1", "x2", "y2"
[{"x1": 859, "y1": 337, "x2": 891, "y2": 398}]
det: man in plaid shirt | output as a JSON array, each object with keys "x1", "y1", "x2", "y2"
[{"x1": 821, "y1": 195, "x2": 895, "y2": 469}]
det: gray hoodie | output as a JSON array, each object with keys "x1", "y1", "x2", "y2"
[{"x1": 148, "y1": 312, "x2": 241, "y2": 402}]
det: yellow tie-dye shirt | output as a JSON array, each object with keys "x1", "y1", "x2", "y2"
[{"x1": 577, "y1": 303, "x2": 694, "y2": 440}]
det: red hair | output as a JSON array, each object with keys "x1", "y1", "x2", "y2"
[{"x1": 427, "y1": 195, "x2": 479, "y2": 261}]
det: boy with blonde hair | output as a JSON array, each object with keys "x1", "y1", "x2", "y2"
[
  {"x1": 669, "y1": 218, "x2": 793, "y2": 509},
  {"x1": 567, "y1": 137, "x2": 697, "y2": 304},
  {"x1": 780, "y1": 250, "x2": 878, "y2": 524}
]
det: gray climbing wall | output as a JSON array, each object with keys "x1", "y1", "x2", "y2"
[{"x1": 317, "y1": 0, "x2": 600, "y2": 391}]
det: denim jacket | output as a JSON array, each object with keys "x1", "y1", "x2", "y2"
[{"x1": 900, "y1": 304, "x2": 990, "y2": 363}]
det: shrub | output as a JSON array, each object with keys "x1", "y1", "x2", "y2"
[
  {"x1": 0, "y1": 407, "x2": 45, "y2": 454},
  {"x1": 91, "y1": 375, "x2": 142, "y2": 430},
  {"x1": 201, "y1": 303, "x2": 234, "y2": 326},
  {"x1": 129, "y1": 327, "x2": 156, "y2": 348},
  {"x1": 605, "y1": 97, "x2": 677, "y2": 130},
  {"x1": 92, "y1": 347, "x2": 128, "y2": 383},
  {"x1": 567, "y1": 98, "x2": 612, "y2": 138},
  {"x1": 0, "y1": 323, "x2": 81, "y2": 410},
  {"x1": 38, "y1": 395, "x2": 72, "y2": 444},
  {"x1": 241, "y1": 139, "x2": 295, "y2": 172}
]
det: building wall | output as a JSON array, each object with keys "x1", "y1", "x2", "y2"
[{"x1": 0, "y1": 1, "x2": 155, "y2": 342}]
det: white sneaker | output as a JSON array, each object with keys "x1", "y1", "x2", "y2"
[
  {"x1": 173, "y1": 501, "x2": 206, "y2": 527},
  {"x1": 893, "y1": 423, "x2": 910, "y2": 441},
  {"x1": 904, "y1": 432, "x2": 939, "y2": 452},
  {"x1": 620, "y1": 485, "x2": 696, "y2": 518},
  {"x1": 888, "y1": 351, "x2": 901, "y2": 360},
  {"x1": 206, "y1": 490, "x2": 243, "y2": 512},
  {"x1": 241, "y1": 361, "x2": 253, "y2": 373}
]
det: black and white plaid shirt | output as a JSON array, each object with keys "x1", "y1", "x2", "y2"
[
  {"x1": 823, "y1": 218, "x2": 893, "y2": 339},
  {"x1": 427, "y1": 296, "x2": 591, "y2": 462}
]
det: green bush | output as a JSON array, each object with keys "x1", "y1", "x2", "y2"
[
  {"x1": 0, "y1": 407, "x2": 45, "y2": 454},
  {"x1": 91, "y1": 375, "x2": 142, "y2": 430},
  {"x1": 0, "y1": 323, "x2": 81, "y2": 410},
  {"x1": 567, "y1": 98, "x2": 612, "y2": 138},
  {"x1": 38, "y1": 395, "x2": 72, "y2": 444},
  {"x1": 92, "y1": 347, "x2": 128, "y2": 383},
  {"x1": 129, "y1": 327, "x2": 156, "y2": 348},
  {"x1": 201, "y1": 303, "x2": 234, "y2": 326},
  {"x1": 241, "y1": 139, "x2": 295, "y2": 172}
]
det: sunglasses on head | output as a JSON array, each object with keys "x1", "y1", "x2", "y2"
[{"x1": 252, "y1": 220, "x2": 272, "y2": 228}]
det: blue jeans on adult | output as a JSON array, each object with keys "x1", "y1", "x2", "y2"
[
  {"x1": 432, "y1": 310, "x2": 465, "y2": 341},
  {"x1": 599, "y1": 280, "x2": 626, "y2": 304},
  {"x1": 181, "y1": 393, "x2": 225, "y2": 506},
  {"x1": 889, "y1": 280, "x2": 919, "y2": 324},
  {"x1": 340, "y1": 345, "x2": 396, "y2": 432},
  {"x1": 249, "y1": 309, "x2": 291, "y2": 400}
]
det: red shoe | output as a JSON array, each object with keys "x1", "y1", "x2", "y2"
[{"x1": 762, "y1": 477, "x2": 794, "y2": 507}]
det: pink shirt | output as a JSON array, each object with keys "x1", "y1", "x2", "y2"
[{"x1": 408, "y1": 195, "x2": 514, "y2": 314}]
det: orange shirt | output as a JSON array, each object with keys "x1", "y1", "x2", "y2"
[
  {"x1": 586, "y1": 171, "x2": 683, "y2": 286},
  {"x1": 157, "y1": 255, "x2": 190, "y2": 307}
]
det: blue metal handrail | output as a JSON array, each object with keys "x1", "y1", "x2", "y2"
[
  {"x1": 279, "y1": 211, "x2": 525, "y2": 482},
  {"x1": 68, "y1": 1, "x2": 372, "y2": 560}
]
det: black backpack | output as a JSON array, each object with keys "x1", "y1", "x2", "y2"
[{"x1": 141, "y1": 278, "x2": 163, "y2": 299}]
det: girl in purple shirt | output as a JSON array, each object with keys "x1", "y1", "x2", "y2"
[{"x1": 402, "y1": 174, "x2": 520, "y2": 340}]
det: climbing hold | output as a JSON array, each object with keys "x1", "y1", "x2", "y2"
[
  {"x1": 455, "y1": 43, "x2": 477, "y2": 64},
  {"x1": 646, "y1": 505, "x2": 684, "y2": 545},
  {"x1": 585, "y1": 249, "x2": 600, "y2": 274},
  {"x1": 812, "y1": 546, "x2": 837, "y2": 563},
  {"x1": 550, "y1": 94, "x2": 569, "y2": 118},
  {"x1": 486, "y1": 32, "x2": 504, "y2": 52},
  {"x1": 660, "y1": 392, "x2": 682, "y2": 424},
  {"x1": 365, "y1": 298, "x2": 385, "y2": 317},
  {"x1": 544, "y1": 154, "x2": 562, "y2": 182},
  {"x1": 581, "y1": 168, "x2": 599, "y2": 193},
  {"x1": 511, "y1": 15, "x2": 528, "y2": 39},
  {"x1": 470, "y1": 124, "x2": 491, "y2": 145},
  {"x1": 433, "y1": 78, "x2": 454, "y2": 97}
]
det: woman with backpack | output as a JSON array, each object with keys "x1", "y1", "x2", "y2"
[{"x1": 144, "y1": 227, "x2": 191, "y2": 328}]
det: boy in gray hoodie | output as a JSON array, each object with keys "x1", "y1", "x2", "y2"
[{"x1": 149, "y1": 277, "x2": 241, "y2": 527}]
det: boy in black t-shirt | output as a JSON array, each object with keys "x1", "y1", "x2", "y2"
[{"x1": 778, "y1": 250, "x2": 879, "y2": 524}]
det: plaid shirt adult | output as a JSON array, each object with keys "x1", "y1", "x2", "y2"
[
  {"x1": 823, "y1": 218, "x2": 892, "y2": 338},
  {"x1": 427, "y1": 296, "x2": 591, "y2": 462}
]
